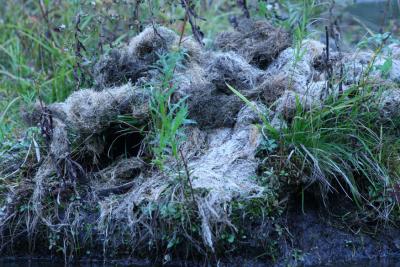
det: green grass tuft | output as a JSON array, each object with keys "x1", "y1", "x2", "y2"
[{"x1": 274, "y1": 85, "x2": 400, "y2": 218}]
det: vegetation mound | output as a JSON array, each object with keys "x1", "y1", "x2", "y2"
[{"x1": 1, "y1": 15, "x2": 400, "y2": 265}]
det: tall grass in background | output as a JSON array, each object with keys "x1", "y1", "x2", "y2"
[
  {"x1": 0, "y1": 1, "x2": 78, "y2": 144},
  {"x1": 0, "y1": 2, "x2": 77, "y2": 99},
  {"x1": 0, "y1": 0, "x2": 235, "y2": 145}
]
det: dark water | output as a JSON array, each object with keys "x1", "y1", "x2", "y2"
[
  {"x1": 1, "y1": 258, "x2": 400, "y2": 267},
  {"x1": 0, "y1": 259, "x2": 149, "y2": 267},
  {"x1": 322, "y1": 257, "x2": 400, "y2": 267}
]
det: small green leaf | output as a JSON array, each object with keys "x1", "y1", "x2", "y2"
[
  {"x1": 227, "y1": 234, "x2": 235, "y2": 243},
  {"x1": 379, "y1": 58, "x2": 393, "y2": 77},
  {"x1": 258, "y1": 1, "x2": 267, "y2": 17}
]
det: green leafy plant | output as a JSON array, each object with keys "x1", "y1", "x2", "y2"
[
  {"x1": 377, "y1": 57, "x2": 393, "y2": 78},
  {"x1": 149, "y1": 50, "x2": 193, "y2": 168}
]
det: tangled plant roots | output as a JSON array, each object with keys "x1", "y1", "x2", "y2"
[{"x1": 1, "y1": 20, "x2": 400, "y2": 261}]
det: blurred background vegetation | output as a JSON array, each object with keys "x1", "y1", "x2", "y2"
[{"x1": 0, "y1": 0, "x2": 399, "y2": 144}]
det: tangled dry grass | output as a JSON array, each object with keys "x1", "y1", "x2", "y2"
[{"x1": 0, "y1": 17, "x2": 400, "y2": 263}]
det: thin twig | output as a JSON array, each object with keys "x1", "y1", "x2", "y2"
[
  {"x1": 178, "y1": 12, "x2": 189, "y2": 47},
  {"x1": 38, "y1": 0, "x2": 52, "y2": 39},
  {"x1": 331, "y1": 21, "x2": 344, "y2": 95},
  {"x1": 181, "y1": 0, "x2": 204, "y2": 46},
  {"x1": 324, "y1": 26, "x2": 333, "y2": 96},
  {"x1": 237, "y1": 0, "x2": 250, "y2": 18},
  {"x1": 73, "y1": 14, "x2": 84, "y2": 89},
  {"x1": 39, "y1": 99, "x2": 53, "y2": 148},
  {"x1": 133, "y1": 0, "x2": 142, "y2": 33},
  {"x1": 73, "y1": 13, "x2": 92, "y2": 90},
  {"x1": 179, "y1": 149, "x2": 195, "y2": 204}
]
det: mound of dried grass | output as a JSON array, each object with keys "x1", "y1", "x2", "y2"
[
  {"x1": 214, "y1": 18, "x2": 292, "y2": 69},
  {"x1": 1, "y1": 21, "x2": 400, "y2": 260}
]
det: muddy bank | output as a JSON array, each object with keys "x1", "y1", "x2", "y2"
[
  {"x1": 1, "y1": 199, "x2": 400, "y2": 267},
  {"x1": 0, "y1": 17, "x2": 400, "y2": 265},
  {"x1": 280, "y1": 196, "x2": 400, "y2": 266}
]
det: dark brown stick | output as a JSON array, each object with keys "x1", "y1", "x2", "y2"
[
  {"x1": 325, "y1": 26, "x2": 333, "y2": 95},
  {"x1": 325, "y1": 26, "x2": 330, "y2": 63},
  {"x1": 181, "y1": 0, "x2": 204, "y2": 46},
  {"x1": 237, "y1": 0, "x2": 250, "y2": 18},
  {"x1": 133, "y1": 0, "x2": 142, "y2": 33}
]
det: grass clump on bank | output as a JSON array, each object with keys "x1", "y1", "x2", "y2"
[{"x1": 258, "y1": 84, "x2": 400, "y2": 220}]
